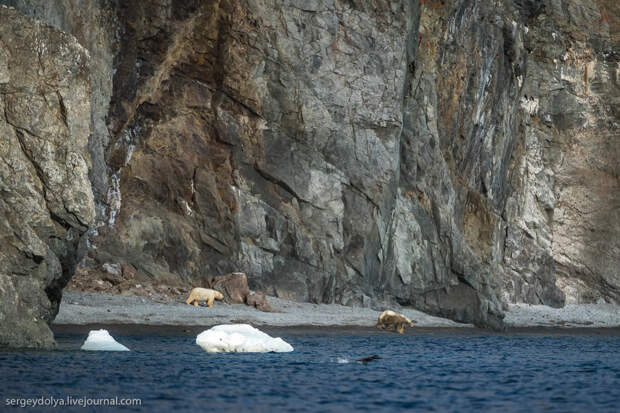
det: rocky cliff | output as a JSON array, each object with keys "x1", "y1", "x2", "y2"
[
  {"x1": 0, "y1": 0, "x2": 618, "y2": 346},
  {"x1": 0, "y1": 5, "x2": 95, "y2": 348},
  {"x1": 507, "y1": 0, "x2": 619, "y2": 306}
]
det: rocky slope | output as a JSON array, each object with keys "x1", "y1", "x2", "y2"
[
  {"x1": 0, "y1": 5, "x2": 95, "y2": 348},
  {"x1": 0, "y1": 0, "x2": 618, "y2": 346}
]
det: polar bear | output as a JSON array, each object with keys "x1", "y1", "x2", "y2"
[
  {"x1": 186, "y1": 288, "x2": 224, "y2": 307},
  {"x1": 376, "y1": 310, "x2": 414, "y2": 334}
]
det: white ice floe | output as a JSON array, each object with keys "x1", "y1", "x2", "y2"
[
  {"x1": 196, "y1": 324, "x2": 293, "y2": 353},
  {"x1": 80, "y1": 329, "x2": 130, "y2": 351}
]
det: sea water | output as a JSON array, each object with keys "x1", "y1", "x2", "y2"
[{"x1": 2, "y1": 328, "x2": 620, "y2": 412}]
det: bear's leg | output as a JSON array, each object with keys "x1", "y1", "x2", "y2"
[
  {"x1": 193, "y1": 300, "x2": 198, "y2": 307},
  {"x1": 207, "y1": 297, "x2": 214, "y2": 307},
  {"x1": 397, "y1": 324, "x2": 404, "y2": 334}
]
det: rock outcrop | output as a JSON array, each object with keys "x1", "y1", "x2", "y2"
[
  {"x1": 206, "y1": 273, "x2": 251, "y2": 305},
  {"x1": 206, "y1": 272, "x2": 277, "y2": 312},
  {"x1": 1, "y1": 0, "x2": 618, "y2": 344},
  {"x1": 0, "y1": 6, "x2": 95, "y2": 348},
  {"x1": 503, "y1": 0, "x2": 619, "y2": 305}
]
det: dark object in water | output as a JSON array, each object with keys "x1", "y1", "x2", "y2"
[{"x1": 357, "y1": 355, "x2": 382, "y2": 364}]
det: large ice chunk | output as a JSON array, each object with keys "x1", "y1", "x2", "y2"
[
  {"x1": 196, "y1": 324, "x2": 293, "y2": 353},
  {"x1": 80, "y1": 329, "x2": 130, "y2": 351}
]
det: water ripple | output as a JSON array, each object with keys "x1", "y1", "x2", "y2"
[{"x1": 1, "y1": 332, "x2": 619, "y2": 412}]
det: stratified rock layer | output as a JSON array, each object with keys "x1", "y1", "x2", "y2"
[{"x1": 0, "y1": 6, "x2": 95, "y2": 348}]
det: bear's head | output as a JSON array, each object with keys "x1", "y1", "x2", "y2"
[{"x1": 215, "y1": 291, "x2": 224, "y2": 300}]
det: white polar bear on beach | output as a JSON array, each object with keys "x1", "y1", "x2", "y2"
[
  {"x1": 376, "y1": 310, "x2": 414, "y2": 334},
  {"x1": 186, "y1": 288, "x2": 224, "y2": 307}
]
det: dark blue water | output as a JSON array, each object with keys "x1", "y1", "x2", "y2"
[{"x1": 2, "y1": 328, "x2": 620, "y2": 412}]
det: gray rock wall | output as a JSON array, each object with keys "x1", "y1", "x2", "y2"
[
  {"x1": 1, "y1": 0, "x2": 618, "y2": 346},
  {"x1": 0, "y1": 5, "x2": 95, "y2": 348},
  {"x1": 503, "y1": 0, "x2": 619, "y2": 305},
  {"x1": 0, "y1": 0, "x2": 117, "y2": 219}
]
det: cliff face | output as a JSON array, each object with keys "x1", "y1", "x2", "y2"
[
  {"x1": 1, "y1": 0, "x2": 618, "y2": 346},
  {"x1": 93, "y1": 0, "x2": 506, "y2": 327},
  {"x1": 509, "y1": 0, "x2": 619, "y2": 305},
  {"x1": 0, "y1": 6, "x2": 95, "y2": 348}
]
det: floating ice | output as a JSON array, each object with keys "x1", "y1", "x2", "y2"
[
  {"x1": 80, "y1": 329, "x2": 130, "y2": 351},
  {"x1": 196, "y1": 324, "x2": 293, "y2": 353}
]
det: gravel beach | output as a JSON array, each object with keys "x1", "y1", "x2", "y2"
[
  {"x1": 505, "y1": 303, "x2": 620, "y2": 328},
  {"x1": 54, "y1": 291, "x2": 468, "y2": 328},
  {"x1": 54, "y1": 291, "x2": 620, "y2": 329}
]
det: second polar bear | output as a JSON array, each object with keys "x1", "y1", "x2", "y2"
[
  {"x1": 186, "y1": 288, "x2": 224, "y2": 307},
  {"x1": 376, "y1": 310, "x2": 414, "y2": 334}
]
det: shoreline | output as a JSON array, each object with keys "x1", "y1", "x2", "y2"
[
  {"x1": 53, "y1": 290, "x2": 620, "y2": 331},
  {"x1": 54, "y1": 290, "x2": 469, "y2": 328},
  {"x1": 51, "y1": 323, "x2": 620, "y2": 337}
]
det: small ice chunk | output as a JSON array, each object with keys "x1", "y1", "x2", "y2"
[
  {"x1": 196, "y1": 324, "x2": 293, "y2": 353},
  {"x1": 80, "y1": 329, "x2": 130, "y2": 351}
]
